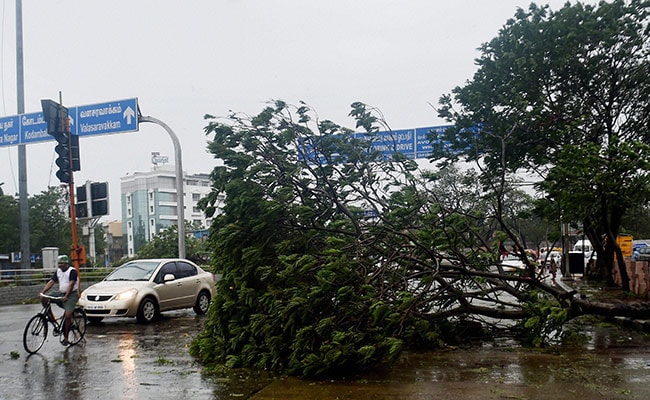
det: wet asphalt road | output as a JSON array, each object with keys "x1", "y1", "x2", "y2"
[
  {"x1": 4, "y1": 298, "x2": 650, "y2": 400},
  {"x1": 0, "y1": 303, "x2": 236, "y2": 400}
]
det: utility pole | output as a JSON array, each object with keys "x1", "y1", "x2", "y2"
[{"x1": 16, "y1": 0, "x2": 30, "y2": 270}]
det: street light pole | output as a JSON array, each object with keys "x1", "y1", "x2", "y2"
[{"x1": 138, "y1": 115, "x2": 186, "y2": 259}]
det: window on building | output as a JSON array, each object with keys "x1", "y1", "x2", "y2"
[
  {"x1": 192, "y1": 193, "x2": 201, "y2": 201},
  {"x1": 159, "y1": 205, "x2": 177, "y2": 215},
  {"x1": 158, "y1": 192, "x2": 175, "y2": 202},
  {"x1": 126, "y1": 194, "x2": 132, "y2": 217}
]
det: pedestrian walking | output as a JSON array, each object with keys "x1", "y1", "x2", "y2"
[{"x1": 549, "y1": 257, "x2": 558, "y2": 285}]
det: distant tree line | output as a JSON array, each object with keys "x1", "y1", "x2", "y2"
[{"x1": 0, "y1": 186, "x2": 105, "y2": 266}]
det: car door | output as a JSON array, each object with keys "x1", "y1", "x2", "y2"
[
  {"x1": 175, "y1": 261, "x2": 201, "y2": 307},
  {"x1": 154, "y1": 262, "x2": 182, "y2": 311}
]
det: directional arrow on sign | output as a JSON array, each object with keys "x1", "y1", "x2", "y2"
[{"x1": 123, "y1": 106, "x2": 135, "y2": 125}]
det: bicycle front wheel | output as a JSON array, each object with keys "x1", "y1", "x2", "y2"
[
  {"x1": 69, "y1": 308, "x2": 87, "y2": 345},
  {"x1": 23, "y1": 314, "x2": 48, "y2": 354}
]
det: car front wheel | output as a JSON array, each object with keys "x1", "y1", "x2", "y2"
[
  {"x1": 136, "y1": 297, "x2": 158, "y2": 323},
  {"x1": 193, "y1": 291, "x2": 211, "y2": 315}
]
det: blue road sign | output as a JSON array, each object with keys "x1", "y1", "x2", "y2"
[
  {"x1": 0, "y1": 115, "x2": 20, "y2": 146},
  {"x1": 0, "y1": 98, "x2": 138, "y2": 147},
  {"x1": 73, "y1": 98, "x2": 138, "y2": 137},
  {"x1": 21, "y1": 111, "x2": 51, "y2": 144},
  {"x1": 298, "y1": 125, "x2": 455, "y2": 163},
  {"x1": 416, "y1": 125, "x2": 449, "y2": 158},
  {"x1": 360, "y1": 129, "x2": 416, "y2": 159}
]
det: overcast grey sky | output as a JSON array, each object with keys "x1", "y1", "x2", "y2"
[{"x1": 0, "y1": 0, "x2": 598, "y2": 221}]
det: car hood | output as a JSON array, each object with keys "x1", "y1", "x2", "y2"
[
  {"x1": 501, "y1": 260, "x2": 524, "y2": 266},
  {"x1": 84, "y1": 280, "x2": 153, "y2": 295}
]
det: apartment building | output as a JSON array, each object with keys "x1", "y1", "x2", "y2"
[{"x1": 120, "y1": 164, "x2": 214, "y2": 257}]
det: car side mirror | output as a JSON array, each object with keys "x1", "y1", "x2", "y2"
[{"x1": 163, "y1": 273, "x2": 176, "y2": 283}]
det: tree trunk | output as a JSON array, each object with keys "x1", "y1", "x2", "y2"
[
  {"x1": 615, "y1": 247, "x2": 631, "y2": 292},
  {"x1": 570, "y1": 296, "x2": 650, "y2": 319}
]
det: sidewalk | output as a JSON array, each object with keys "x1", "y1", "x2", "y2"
[{"x1": 561, "y1": 274, "x2": 650, "y2": 333}]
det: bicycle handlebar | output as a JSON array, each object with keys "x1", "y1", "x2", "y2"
[{"x1": 39, "y1": 293, "x2": 64, "y2": 301}]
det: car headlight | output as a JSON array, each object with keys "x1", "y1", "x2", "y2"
[{"x1": 114, "y1": 289, "x2": 138, "y2": 301}]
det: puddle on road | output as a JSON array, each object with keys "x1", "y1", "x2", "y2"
[{"x1": 239, "y1": 322, "x2": 650, "y2": 400}]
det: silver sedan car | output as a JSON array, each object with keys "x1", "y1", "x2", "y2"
[{"x1": 78, "y1": 258, "x2": 216, "y2": 323}]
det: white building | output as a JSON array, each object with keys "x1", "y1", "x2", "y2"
[{"x1": 120, "y1": 164, "x2": 216, "y2": 257}]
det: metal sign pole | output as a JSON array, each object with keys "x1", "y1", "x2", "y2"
[{"x1": 138, "y1": 115, "x2": 186, "y2": 259}]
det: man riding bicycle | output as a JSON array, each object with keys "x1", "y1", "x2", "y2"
[{"x1": 40, "y1": 255, "x2": 79, "y2": 346}]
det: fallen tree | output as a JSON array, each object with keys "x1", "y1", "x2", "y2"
[{"x1": 190, "y1": 99, "x2": 650, "y2": 378}]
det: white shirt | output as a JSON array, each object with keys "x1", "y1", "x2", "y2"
[{"x1": 52, "y1": 266, "x2": 79, "y2": 293}]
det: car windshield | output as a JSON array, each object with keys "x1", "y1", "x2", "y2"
[{"x1": 105, "y1": 261, "x2": 160, "y2": 281}]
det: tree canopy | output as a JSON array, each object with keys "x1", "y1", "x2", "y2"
[
  {"x1": 0, "y1": 187, "x2": 71, "y2": 255},
  {"x1": 0, "y1": 194, "x2": 20, "y2": 254},
  {"x1": 434, "y1": 0, "x2": 650, "y2": 290},
  {"x1": 28, "y1": 186, "x2": 74, "y2": 253},
  {"x1": 136, "y1": 222, "x2": 209, "y2": 261},
  {"x1": 0, "y1": 186, "x2": 102, "y2": 265}
]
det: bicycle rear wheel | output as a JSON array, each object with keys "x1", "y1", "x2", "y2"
[
  {"x1": 23, "y1": 314, "x2": 48, "y2": 354},
  {"x1": 69, "y1": 308, "x2": 87, "y2": 345}
]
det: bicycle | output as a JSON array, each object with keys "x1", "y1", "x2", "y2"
[{"x1": 23, "y1": 293, "x2": 87, "y2": 354}]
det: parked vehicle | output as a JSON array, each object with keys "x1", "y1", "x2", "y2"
[
  {"x1": 573, "y1": 239, "x2": 594, "y2": 254},
  {"x1": 78, "y1": 258, "x2": 216, "y2": 323},
  {"x1": 572, "y1": 239, "x2": 596, "y2": 268},
  {"x1": 500, "y1": 254, "x2": 534, "y2": 273},
  {"x1": 637, "y1": 247, "x2": 650, "y2": 262},
  {"x1": 633, "y1": 242, "x2": 648, "y2": 261}
]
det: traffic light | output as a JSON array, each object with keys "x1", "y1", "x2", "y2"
[
  {"x1": 90, "y1": 182, "x2": 109, "y2": 216},
  {"x1": 75, "y1": 184, "x2": 88, "y2": 218},
  {"x1": 70, "y1": 134, "x2": 80, "y2": 171},
  {"x1": 75, "y1": 181, "x2": 109, "y2": 218},
  {"x1": 41, "y1": 99, "x2": 80, "y2": 184},
  {"x1": 53, "y1": 131, "x2": 72, "y2": 183}
]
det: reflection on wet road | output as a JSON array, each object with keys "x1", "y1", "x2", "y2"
[
  {"x1": 3, "y1": 303, "x2": 650, "y2": 400},
  {"x1": 252, "y1": 336, "x2": 650, "y2": 400},
  {"x1": 1, "y1": 304, "x2": 222, "y2": 400}
]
